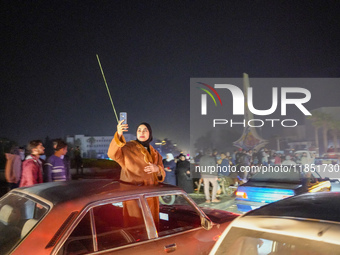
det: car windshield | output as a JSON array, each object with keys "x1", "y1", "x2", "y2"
[
  {"x1": 0, "y1": 193, "x2": 49, "y2": 254},
  {"x1": 215, "y1": 227, "x2": 340, "y2": 255},
  {"x1": 249, "y1": 166, "x2": 301, "y2": 183}
]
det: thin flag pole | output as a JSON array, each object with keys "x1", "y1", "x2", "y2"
[{"x1": 96, "y1": 54, "x2": 119, "y2": 123}]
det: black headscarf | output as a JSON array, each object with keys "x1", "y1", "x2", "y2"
[{"x1": 135, "y1": 122, "x2": 153, "y2": 150}]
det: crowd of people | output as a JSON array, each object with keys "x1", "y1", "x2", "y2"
[
  {"x1": 162, "y1": 153, "x2": 193, "y2": 193},
  {"x1": 5, "y1": 139, "x2": 72, "y2": 191},
  {"x1": 188, "y1": 147, "x2": 318, "y2": 203},
  {"x1": 4, "y1": 118, "x2": 318, "y2": 207}
]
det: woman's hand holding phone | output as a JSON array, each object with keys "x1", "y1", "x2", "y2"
[{"x1": 117, "y1": 120, "x2": 129, "y2": 138}]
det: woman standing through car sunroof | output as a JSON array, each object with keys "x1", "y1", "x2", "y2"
[
  {"x1": 107, "y1": 120, "x2": 165, "y2": 227},
  {"x1": 108, "y1": 120, "x2": 165, "y2": 185}
]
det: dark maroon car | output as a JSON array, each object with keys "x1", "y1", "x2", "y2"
[{"x1": 0, "y1": 180, "x2": 238, "y2": 254}]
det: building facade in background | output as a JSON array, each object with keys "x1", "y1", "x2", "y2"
[{"x1": 66, "y1": 134, "x2": 136, "y2": 159}]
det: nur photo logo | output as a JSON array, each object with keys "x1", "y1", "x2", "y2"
[
  {"x1": 196, "y1": 82, "x2": 223, "y2": 115},
  {"x1": 198, "y1": 83, "x2": 311, "y2": 117}
]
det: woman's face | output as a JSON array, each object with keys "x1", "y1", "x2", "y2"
[{"x1": 137, "y1": 125, "x2": 150, "y2": 142}]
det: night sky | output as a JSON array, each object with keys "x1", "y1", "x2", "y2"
[{"x1": 1, "y1": 1, "x2": 340, "y2": 152}]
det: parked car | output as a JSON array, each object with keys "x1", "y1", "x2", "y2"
[
  {"x1": 315, "y1": 154, "x2": 340, "y2": 181},
  {"x1": 235, "y1": 165, "x2": 331, "y2": 212},
  {"x1": 210, "y1": 192, "x2": 340, "y2": 255},
  {"x1": 0, "y1": 180, "x2": 238, "y2": 255}
]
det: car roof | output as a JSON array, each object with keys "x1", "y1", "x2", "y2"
[
  {"x1": 12, "y1": 180, "x2": 181, "y2": 205},
  {"x1": 246, "y1": 192, "x2": 340, "y2": 222}
]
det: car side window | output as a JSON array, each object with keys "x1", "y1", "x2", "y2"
[
  {"x1": 61, "y1": 212, "x2": 94, "y2": 254},
  {"x1": 94, "y1": 200, "x2": 148, "y2": 251},
  {"x1": 60, "y1": 199, "x2": 149, "y2": 254},
  {"x1": 0, "y1": 194, "x2": 49, "y2": 255},
  {"x1": 148, "y1": 194, "x2": 202, "y2": 237}
]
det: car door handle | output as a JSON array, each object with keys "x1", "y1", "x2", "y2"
[{"x1": 164, "y1": 243, "x2": 177, "y2": 253}]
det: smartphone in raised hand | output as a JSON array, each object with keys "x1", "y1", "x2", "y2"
[{"x1": 120, "y1": 112, "x2": 127, "y2": 125}]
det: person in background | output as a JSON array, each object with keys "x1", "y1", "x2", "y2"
[
  {"x1": 217, "y1": 153, "x2": 233, "y2": 196},
  {"x1": 327, "y1": 146, "x2": 335, "y2": 152},
  {"x1": 163, "y1": 153, "x2": 177, "y2": 185},
  {"x1": 252, "y1": 149, "x2": 258, "y2": 165},
  {"x1": 235, "y1": 149, "x2": 248, "y2": 183},
  {"x1": 300, "y1": 152, "x2": 310, "y2": 168},
  {"x1": 44, "y1": 139, "x2": 71, "y2": 182},
  {"x1": 18, "y1": 147, "x2": 25, "y2": 161},
  {"x1": 200, "y1": 149, "x2": 220, "y2": 203},
  {"x1": 274, "y1": 153, "x2": 282, "y2": 165},
  {"x1": 293, "y1": 153, "x2": 302, "y2": 164},
  {"x1": 231, "y1": 149, "x2": 238, "y2": 166},
  {"x1": 281, "y1": 155, "x2": 297, "y2": 165},
  {"x1": 262, "y1": 148, "x2": 269, "y2": 166},
  {"x1": 5, "y1": 147, "x2": 22, "y2": 190},
  {"x1": 176, "y1": 153, "x2": 193, "y2": 193},
  {"x1": 74, "y1": 146, "x2": 83, "y2": 175},
  {"x1": 19, "y1": 140, "x2": 45, "y2": 187},
  {"x1": 212, "y1": 149, "x2": 219, "y2": 163},
  {"x1": 194, "y1": 151, "x2": 203, "y2": 164}
]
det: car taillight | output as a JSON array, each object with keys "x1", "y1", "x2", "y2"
[{"x1": 236, "y1": 191, "x2": 248, "y2": 199}]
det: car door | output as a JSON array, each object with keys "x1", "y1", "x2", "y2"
[
  {"x1": 138, "y1": 193, "x2": 217, "y2": 255},
  {"x1": 56, "y1": 193, "x2": 213, "y2": 255},
  {"x1": 56, "y1": 195, "x2": 163, "y2": 255},
  {"x1": 93, "y1": 192, "x2": 214, "y2": 255}
]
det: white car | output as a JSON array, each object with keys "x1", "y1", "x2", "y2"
[{"x1": 210, "y1": 192, "x2": 340, "y2": 255}]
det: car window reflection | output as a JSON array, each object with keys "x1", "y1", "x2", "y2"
[
  {"x1": 60, "y1": 198, "x2": 148, "y2": 254},
  {"x1": 147, "y1": 194, "x2": 202, "y2": 237}
]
